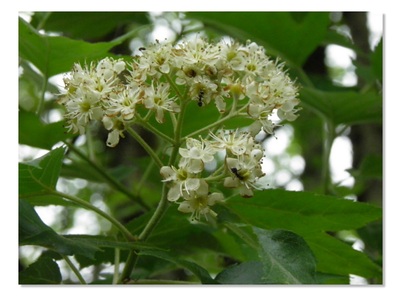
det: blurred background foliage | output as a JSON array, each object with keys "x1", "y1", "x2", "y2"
[{"x1": 19, "y1": 12, "x2": 382, "y2": 284}]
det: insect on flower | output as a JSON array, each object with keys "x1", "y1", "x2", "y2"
[
  {"x1": 197, "y1": 89, "x2": 205, "y2": 107},
  {"x1": 230, "y1": 167, "x2": 245, "y2": 180}
]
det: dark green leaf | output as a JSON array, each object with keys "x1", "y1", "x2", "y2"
[
  {"x1": 60, "y1": 161, "x2": 105, "y2": 183},
  {"x1": 351, "y1": 154, "x2": 383, "y2": 180},
  {"x1": 226, "y1": 189, "x2": 382, "y2": 235},
  {"x1": 19, "y1": 17, "x2": 124, "y2": 78},
  {"x1": 300, "y1": 87, "x2": 382, "y2": 125},
  {"x1": 357, "y1": 221, "x2": 383, "y2": 274},
  {"x1": 323, "y1": 30, "x2": 357, "y2": 52},
  {"x1": 64, "y1": 235, "x2": 162, "y2": 269},
  {"x1": 371, "y1": 38, "x2": 383, "y2": 81},
  {"x1": 30, "y1": 12, "x2": 149, "y2": 41},
  {"x1": 215, "y1": 261, "x2": 264, "y2": 284},
  {"x1": 190, "y1": 12, "x2": 330, "y2": 66},
  {"x1": 63, "y1": 235, "x2": 161, "y2": 251},
  {"x1": 19, "y1": 147, "x2": 65, "y2": 197},
  {"x1": 139, "y1": 249, "x2": 217, "y2": 284},
  {"x1": 19, "y1": 109, "x2": 73, "y2": 150},
  {"x1": 127, "y1": 205, "x2": 223, "y2": 254},
  {"x1": 315, "y1": 272, "x2": 349, "y2": 284},
  {"x1": 19, "y1": 255, "x2": 62, "y2": 284},
  {"x1": 19, "y1": 199, "x2": 100, "y2": 259},
  {"x1": 254, "y1": 228, "x2": 317, "y2": 284}
]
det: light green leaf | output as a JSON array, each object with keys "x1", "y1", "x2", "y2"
[{"x1": 254, "y1": 228, "x2": 317, "y2": 284}]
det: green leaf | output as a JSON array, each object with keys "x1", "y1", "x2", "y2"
[
  {"x1": 30, "y1": 12, "x2": 149, "y2": 41},
  {"x1": 254, "y1": 228, "x2": 317, "y2": 284},
  {"x1": 371, "y1": 38, "x2": 383, "y2": 81},
  {"x1": 19, "y1": 109, "x2": 73, "y2": 150},
  {"x1": 19, "y1": 199, "x2": 100, "y2": 259},
  {"x1": 215, "y1": 261, "x2": 264, "y2": 284},
  {"x1": 224, "y1": 190, "x2": 382, "y2": 279},
  {"x1": 139, "y1": 249, "x2": 217, "y2": 284},
  {"x1": 226, "y1": 189, "x2": 382, "y2": 235},
  {"x1": 351, "y1": 154, "x2": 383, "y2": 180},
  {"x1": 63, "y1": 235, "x2": 161, "y2": 251},
  {"x1": 19, "y1": 147, "x2": 65, "y2": 197},
  {"x1": 19, "y1": 17, "x2": 124, "y2": 78},
  {"x1": 304, "y1": 232, "x2": 382, "y2": 279},
  {"x1": 300, "y1": 87, "x2": 382, "y2": 125},
  {"x1": 315, "y1": 272, "x2": 349, "y2": 284},
  {"x1": 19, "y1": 254, "x2": 62, "y2": 284},
  {"x1": 63, "y1": 235, "x2": 163, "y2": 269},
  {"x1": 127, "y1": 205, "x2": 223, "y2": 254},
  {"x1": 190, "y1": 12, "x2": 330, "y2": 66}
]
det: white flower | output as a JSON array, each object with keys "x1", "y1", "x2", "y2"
[
  {"x1": 106, "y1": 86, "x2": 142, "y2": 121},
  {"x1": 144, "y1": 82, "x2": 180, "y2": 123},
  {"x1": 218, "y1": 40, "x2": 247, "y2": 71},
  {"x1": 210, "y1": 129, "x2": 251, "y2": 156},
  {"x1": 188, "y1": 75, "x2": 218, "y2": 108},
  {"x1": 247, "y1": 102, "x2": 276, "y2": 134},
  {"x1": 61, "y1": 58, "x2": 128, "y2": 137},
  {"x1": 134, "y1": 41, "x2": 173, "y2": 77},
  {"x1": 224, "y1": 156, "x2": 265, "y2": 198},
  {"x1": 178, "y1": 179, "x2": 224, "y2": 220},
  {"x1": 102, "y1": 116, "x2": 125, "y2": 147},
  {"x1": 179, "y1": 138, "x2": 216, "y2": 173},
  {"x1": 277, "y1": 98, "x2": 300, "y2": 121},
  {"x1": 174, "y1": 38, "x2": 219, "y2": 68},
  {"x1": 160, "y1": 166, "x2": 201, "y2": 202},
  {"x1": 96, "y1": 57, "x2": 126, "y2": 80},
  {"x1": 63, "y1": 90, "x2": 103, "y2": 134}
]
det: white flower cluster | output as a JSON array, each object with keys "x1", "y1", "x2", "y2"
[
  {"x1": 160, "y1": 130, "x2": 265, "y2": 220},
  {"x1": 60, "y1": 38, "x2": 299, "y2": 147},
  {"x1": 60, "y1": 38, "x2": 300, "y2": 220}
]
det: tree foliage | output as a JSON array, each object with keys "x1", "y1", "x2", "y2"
[{"x1": 18, "y1": 12, "x2": 382, "y2": 285}]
